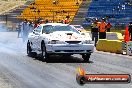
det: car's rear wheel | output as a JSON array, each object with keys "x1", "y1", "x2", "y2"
[
  {"x1": 27, "y1": 41, "x2": 37, "y2": 57},
  {"x1": 82, "y1": 54, "x2": 91, "y2": 62},
  {"x1": 41, "y1": 42, "x2": 49, "y2": 62}
]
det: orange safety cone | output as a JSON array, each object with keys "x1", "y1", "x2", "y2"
[{"x1": 124, "y1": 25, "x2": 130, "y2": 42}]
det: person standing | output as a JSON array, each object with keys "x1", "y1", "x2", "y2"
[
  {"x1": 29, "y1": 21, "x2": 34, "y2": 33},
  {"x1": 17, "y1": 23, "x2": 22, "y2": 38},
  {"x1": 21, "y1": 19, "x2": 29, "y2": 42},
  {"x1": 34, "y1": 21, "x2": 39, "y2": 28},
  {"x1": 64, "y1": 16, "x2": 70, "y2": 24},
  {"x1": 106, "y1": 22, "x2": 112, "y2": 32},
  {"x1": 91, "y1": 19, "x2": 99, "y2": 46},
  {"x1": 57, "y1": 19, "x2": 61, "y2": 23},
  {"x1": 45, "y1": 19, "x2": 49, "y2": 24},
  {"x1": 98, "y1": 18, "x2": 107, "y2": 39},
  {"x1": 128, "y1": 22, "x2": 132, "y2": 41}
]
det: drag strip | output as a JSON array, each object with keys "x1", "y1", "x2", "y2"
[{"x1": 0, "y1": 31, "x2": 132, "y2": 88}]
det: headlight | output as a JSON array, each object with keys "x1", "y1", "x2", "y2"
[
  {"x1": 82, "y1": 40, "x2": 93, "y2": 44},
  {"x1": 48, "y1": 40, "x2": 66, "y2": 44}
]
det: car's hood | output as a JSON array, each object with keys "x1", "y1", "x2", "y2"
[{"x1": 45, "y1": 31, "x2": 91, "y2": 41}]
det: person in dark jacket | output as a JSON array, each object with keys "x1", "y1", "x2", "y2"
[
  {"x1": 91, "y1": 18, "x2": 99, "y2": 46},
  {"x1": 128, "y1": 22, "x2": 132, "y2": 41}
]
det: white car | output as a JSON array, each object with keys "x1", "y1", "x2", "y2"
[{"x1": 27, "y1": 23, "x2": 94, "y2": 62}]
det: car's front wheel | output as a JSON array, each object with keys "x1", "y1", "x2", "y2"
[
  {"x1": 27, "y1": 41, "x2": 32, "y2": 56},
  {"x1": 41, "y1": 42, "x2": 49, "y2": 61},
  {"x1": 82, "y1": 54, "x2": 91, "y2": 62},
  {"x1": 27, "y1": 41, "x2": 37, "y2": 57}
]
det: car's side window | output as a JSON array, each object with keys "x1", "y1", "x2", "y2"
[
  {"x1": 42, "y1": 26, "x2": 46, "y2": 34},
  {"x1": 42, "y1": 25, "x2": 52, "y2": 34}
]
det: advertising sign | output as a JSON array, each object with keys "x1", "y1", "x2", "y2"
[{"x1": 106, "y1": 33, "x2": 118, "y2": 40}]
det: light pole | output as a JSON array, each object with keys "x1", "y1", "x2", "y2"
[{"x1": 4, "y1": 14, "x2": 8, "y2": 25}]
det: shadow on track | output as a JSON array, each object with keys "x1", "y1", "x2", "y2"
[{"x1": 33, "y1": 55, "x2": 93, "y2": 63}]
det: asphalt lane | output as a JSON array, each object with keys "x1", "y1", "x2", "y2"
[{"x1": 0, "y1": 29, "x2": 132, "y2": 88}]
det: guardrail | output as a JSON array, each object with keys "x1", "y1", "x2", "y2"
[{"x1": 96, "y1": 32, "x2": 124, "y2": 54}]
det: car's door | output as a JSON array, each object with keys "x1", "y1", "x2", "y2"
[{"x1": 32, "y1": 25, "x2": 42, "y2": 50}]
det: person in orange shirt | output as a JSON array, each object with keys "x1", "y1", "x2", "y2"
[
  {"x1": 106, "y1": 22, "x2": 112, "y2": 32},
  {"x1": 64, "y1": 16, "x2": 70, "y2": 24},
  {"x1": 64, "y1": 18, "x2": 70, "y2": 24},
  {"x1": 98, "y1": 18, "x2": 107, "y2": 39}
]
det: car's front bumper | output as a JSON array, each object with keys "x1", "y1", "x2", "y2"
[{"x1": 46, "y1": 44, "x2": 94, "y2": 54}]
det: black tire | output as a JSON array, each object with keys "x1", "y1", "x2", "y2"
[
  {"x1": 27, "y1": 41, "x2": 37, "y2": 58},
  {"x1": 41, "y1": 42, "x2": 49, "y2": 61},
  {"x1": 82, "y1": 54, "x2": 91, "y2": 62},
  {"x1": 27, "y1": 41, "x2": 32, "y2": 56}
]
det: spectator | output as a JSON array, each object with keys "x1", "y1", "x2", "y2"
[
  {"x1": 106, "y1": 22, "x2": 112, "y2": 32},
  {"x1": 128, "y1": 22, "x2": 132, "y2": 41},
  {"x1": 29, "y1": 21, "x2": 34, "y2": 33},
  {"x1": 64, "y1": 16, "x2": 70, "y2": 24},
  {"x1": 45, "y1": 19, "x2": 49, "y2": 24},
  {"x1": 98, "y1": 18, "x2": 107, "y2": 39},
  {"x1": 40, "y1": 19, "x2": 45, "y2": 24},
  {"x1": 61, "y1": 19, "x2": 64, "y2": 23},
  {"x1": 37, "y1": 17, "x2": 43, "y2": 23},
  {"x1": 34, "y1": 20, "x2": 39, "y2": 28},
  {"x1": 91, "y1": 18, "x2": 99, "y2": 46},
  {"x1": 57, "y1": 19, "x2": 61, "y2": 23},
  {"x1": 21, "y1": 19, "x2": 29, "y2": 42}
]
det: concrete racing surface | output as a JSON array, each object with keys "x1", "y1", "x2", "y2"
[{"x1": 0, "y1": 24, "x2": 132, "y2": 88}]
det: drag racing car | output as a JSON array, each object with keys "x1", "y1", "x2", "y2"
[{"x1": 27, "y1": 23, "x2": 94, "y2": 62}]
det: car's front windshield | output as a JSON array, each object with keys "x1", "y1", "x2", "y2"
[{"x1": 42, "y1": 25, "x2": 80, "y2": 34}]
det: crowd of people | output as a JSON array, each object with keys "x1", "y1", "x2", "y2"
[
  {"x1": 91, "y1": 18, "x2": 112, "y2": 46},
  {"x1": 91, "y1": 18, "x2": 132, "y2": 46}
]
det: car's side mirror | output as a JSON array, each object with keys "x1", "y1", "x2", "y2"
[
  {"x1": 34, "y1": 32, "x2": 40, "y2": 35},
  {"x1": 33, "y1": 30, "x2": 40, "y2": 35}
]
